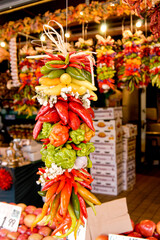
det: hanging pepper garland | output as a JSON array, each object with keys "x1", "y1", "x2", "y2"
[
  {"x1": 140, "y1": 36, "x2": 152, "y2": 86},
  {"x1": 0, "y1": 168, "x2": 13, "y2": 191},
  {"x1": 117, "y1": 30, "x2": 144, "y2": 91},
  {"x1": 30, "y1": 21, "x2": 100, "y2": 239},
  {"x1": 13, "y1": 47, "x2": 44, "y2": 117},
  {"x1": 150, "y1": 38, "x2": 160, "y2": 88},
  {"x1": 148, "y1": 2, "x2": 160, "y2": 37},
  {"x1": 96, "y1": 35, "x2": 116, "y2": 93}
]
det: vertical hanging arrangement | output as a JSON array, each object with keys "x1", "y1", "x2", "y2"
[
  {"x1": 150, "y1": 37, "x2": 160, "y2": 88},
  {"x1": 140, "y1": 36, "x2": 152, "y2": 87},
  {"x1": 117, "y1": 30, "x2": 144, "y2": 91},
  {"x1": 13, "y1": 45, "x2": 44, "y2": 117},
  {"x1": 9, "y1": 37, "x2": 20, "y2": 87},
  {"x1": 96, "y1": 35, "x2": 116, "y2": 93}
]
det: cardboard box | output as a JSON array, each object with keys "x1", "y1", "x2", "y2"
[
  {"x1": 86, "y1": 198, "x2": 133, "y2": 240},
  {"x1": 122, "y1": 150, "x2": 136, "y2": 160},
  {"x1": 91, "y1": 182, "x2": 123, "y2": 195},
  {"x1": 93, "y1": 119, "x2": 122, "y2": 132},
  {"x1": 93, "y1": 142, "x2": 123, "y2": 154},
  {"x1": 93, "y1": 107, "x2": 123, "y2": 120},
  {"x1": 92, "y1": 130, "x2": 122, "y2": 143},
  {"x1": 122, "y1": 160, "x2": 135, "y2": 171},
  {"x1": 90, "y1": 152, "x2": 122, "y2": 165},
  {"x1": 122, "y1": 124, "x2": 137, "y2": 138},
  {"x1": 23, "y1": 151, "x2": 42, "y2": 162},
  {"x1": 90, "y1": 164, "x2": 122, "y2": 177}
]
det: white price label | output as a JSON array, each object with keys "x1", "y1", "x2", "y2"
[
  {"x1": 67, "y1": 219, "x2": 87, "y2": 240},
  {"x1": 109, "y1": 234, "x2": 145, "y2": 240},
  {"x1": 0, "y1": 203, "x2": 22, "y2": 232}
]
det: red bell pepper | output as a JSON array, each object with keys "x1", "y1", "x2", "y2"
[
  {"x1": 69, "y1": 102, "x2": 95, "y2": 131},
  {"x1": 39, "y1": 109, "x2": 60, "y2": 123},
  {"x1": 33, "y1": 120, "x2": 43, "y2": 139},
  {"x1": 55, "y1": 101, "x2": 69, "y2": 125},
  {"x1": 68, "y1": 111, "x2": 81, "y2": 130}
]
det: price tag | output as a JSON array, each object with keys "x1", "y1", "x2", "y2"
[
  {"x1": 67, "y1": 219, "x2": 87, "y2": 240},
  {"x1": 5, "y1": 115, "x2": 16, "y2": 120},
  {"x1": 109, "y1": 234, "x2": 145, "y2": 240},
  {"x1": 0, "y1": 203, "x2": 22, "y2": 232}
]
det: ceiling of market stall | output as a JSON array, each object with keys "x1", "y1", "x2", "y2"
[{"x1": 0, "y1": 0, "x2": 103, "y2": 25}]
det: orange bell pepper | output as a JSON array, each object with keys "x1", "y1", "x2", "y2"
[{"x1": 49, "y1": 123, "x2": 69, "y2": 147}]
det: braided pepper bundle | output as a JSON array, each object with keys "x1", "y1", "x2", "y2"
[
  {"x1": 150, "y1": 38, "x2": 160, "y2": 88},
  {"x1": 118, "y1": 30, "x2": 144, "y2": 92},
  {"x1": 31, "y1": 21, "x2": 100, "y2": 239},
  {"x1": 96, "y1": 35, "x2": 116, "y2": 93},
  {"x1": 140, "y1": 36, "x2": 152, "y2": 87}
]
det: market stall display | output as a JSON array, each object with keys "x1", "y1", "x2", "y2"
[{"x1": 150, "y1": 38, "x2": 160, "y2": 88}]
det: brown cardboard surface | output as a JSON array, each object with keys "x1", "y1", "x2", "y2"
[{"x1": 86, "y1": 198, "x2": 132, "y2": 240}]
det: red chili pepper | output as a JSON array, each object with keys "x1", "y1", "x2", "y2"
[
  {"x1": 56, "y1": 179, "x2": 66, "y2": 195},
  {"x1": 86, "y1": 107, "x2": 95, "y2": 119},
  {"x1": 77, "y1": 193, "x2": 88, "y2": 219},
  {"x1": 50, "y1": 64, "x2": 67, "y2": 69},
  {"x1": 65, "y1": 170, "x2": 71, "y2": 179},
  {"x1": 39, "y1": 109, "x2": 60, "y2": 123},
  {"x1": 55, "y1": 101, "x2": 68, "y2": 125},
  {"x1": 68, "y1": 111, "x2": 81, "y2": 130},
  {"x1": 46, "y1": 53, "x2": 61, "y2": 60},
  {"x1": 33, "y1": 120, "x2": 43, "y2": 139},
  {"x1": 69, "y1": 63, "x2": 82, "y2": 69},
  {"x1": 44, "y1": 145, "x2": 47, "y2": 149},
  {"x1": 42, "y1": 175, "x2": 65, "y2": 191},
  {"x1": 58, "y1": 96, "x2": 68, "y2": 101},
  {"x1": 69, "y1": 102, "x2": 95, "y2": 131},
  {"x1": 69, "y1": 51, "x2": 76, "y2": 56},
  {"x1": 35, "y1": 104, "x2": 50, "y2": 121},
  {"x1": 60, "y1": 179, "x2": 72, "y2": 217},
  {"x1": 38, "y1": 168, "x2": 45, "y2": 173},
  {"x1": 70, "y1": 143, "x2": 81, "y2": 150},
  {"x1": 68, "y1": 96, "x2": 83, "y2": 105},
  {"x1": 76, "y1": 180, "x2": 92, "y2": 190},
  {"x1": 58, "y1": 54, "x2": 65, "y2": 60}
]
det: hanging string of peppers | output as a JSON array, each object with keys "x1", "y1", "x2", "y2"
[
  {"x1": 117, "y1": 30, "x2": 144, "y2": 91},
  {"x1": 96, "y1": 35, "x2": 116, "y2": 93},
  {"x1": 31, "y1": 21, "x2": 100, "y2": 239},
  {"x1": 150, "y1": 38, "x2": 160, "y2": 88},
  {"x1": 140, "y1": 36, "x2": 152, "y2": 87},
  {"x1": 13, "y1": 47, "x2": 44, "y2": 117}
]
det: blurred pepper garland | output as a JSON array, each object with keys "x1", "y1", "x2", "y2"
[
  {"x1": 13, "y1": 46, "x2": 44, "y2": 117},
  {"x1": 96, "y1": 35, "x2": 116, "y2": 92}
]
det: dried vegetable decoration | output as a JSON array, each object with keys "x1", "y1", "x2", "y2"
[
  {"x1": 96, "y1": 35, "x2": 116, "y2": 93},
  {"x1": 75, "y1": 38, "x2": 94, "y2": 52},
  {"x1": 150, "y1": 37, "x2": 160, "y2": 88},
  {"x1": 13, "y1": 46, "x2": 43, "y2": 117},
  {"x1": 31, "y1": 21, "x2": 101, "y2": 239},
  {"x1": 140, "y1": 36, "x2": 152, "y2": 87},
  {"x1": 147, "y1": 2, "x2": 160, "y2": 37},
  {"x1": 117, "y1": 30, "x2": 144, "y2": 91}
]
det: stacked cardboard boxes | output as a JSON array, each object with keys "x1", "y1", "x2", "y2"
[
  {"x1": 122, "y1": 124, "x2": 137, "y2": 190},
  {"x1": 90, "y1": 107, "x2": 123, "y2": 195}
]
